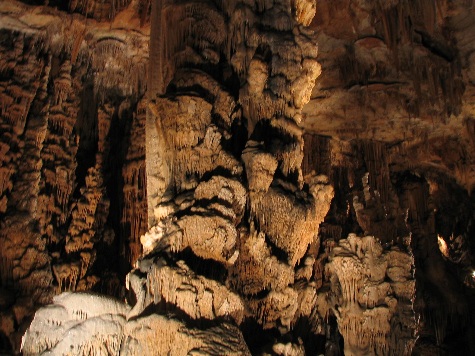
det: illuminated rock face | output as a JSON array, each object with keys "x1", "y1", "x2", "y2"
[
  {"x1": 0, "y1": 2, "x2": 149, "y2": 350},
  {"x1": 321, "y1": 235, "x2": 415, "y2": 356},
  {"x1": 2, "y1": 0, "x2": 475, "y2": 355},
  {"x1": 21, "y1": 292, "x2": 250, "y2": 356},
  {"x1": 130, "y1": 0, "x2": 333, "y2": 353}
]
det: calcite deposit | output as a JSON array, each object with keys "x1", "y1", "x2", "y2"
[
  {"x1": 1, "y1": 0, "x2": 475, "y2": 355},
  {"x1": 321, "y1": 234, "x2": 415, "y2": 355}
]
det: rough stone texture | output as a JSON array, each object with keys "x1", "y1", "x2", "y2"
[
  {"x1": 320, "y1": 235, "x2": 415, "y2": 355},
  {"x1": 21, "y1": 292, "x2": 250, "y2": 356},
  {"x1": 2, "y1": 0, "x2": 475, "y2": 355},
  {"x1": 0, "y1": 0, "x2": 149, "y2": 351}
]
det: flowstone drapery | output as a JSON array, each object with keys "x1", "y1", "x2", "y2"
[
  {"x1": 134, "y1": 0, "x2": 333, "y2": 348},
  {"x1": 321, "y1": 234, "x2": 415, "y2": 356},
  {"x1": 4, "y1": 0, "x2": 475, "y2": 354},
  {"x1": 21, "y1": 0, "x2": 334, "y2": 354}
]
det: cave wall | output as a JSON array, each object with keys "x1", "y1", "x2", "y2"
[
  {"x1": 0, "y1": 1, "x2": 149, "y2": 350},
  {"x1": 1, "y1": 0, "x2": 475, "y2": 355},
  {"x1": 304, "y1": 1, "x2": 475, "y2": 353}
]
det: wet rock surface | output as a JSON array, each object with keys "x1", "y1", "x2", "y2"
[{"x1": 1, "y1": 0, "x2": 475, "y2": 355}]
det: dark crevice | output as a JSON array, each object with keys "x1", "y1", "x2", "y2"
[
  {"x1": 415, "y1": 30, "x2": 456, "y2": 62},
  {"x1": 239, "y1": 318, "x2": 280, "y2": 355},
  {"x1": 200, "y1": 166, "x2": 241, "y2": 182},
  {"x1": 132, "y1": 298, "x2": 236, "y2": 330},
  {"x1": 291, "y1": 316, "x2": 327, "y2": 355},
  {"x1": 73, "y1": 81, "x2": 98, "y2": 198},
  {"x1": 250, "y1": 119, "x2": 297, "y2": 148},
  {"x1": 194, "y1": 196, "x2": 235, "y2": 212},
  {"x1": 167, "y1": 83, "x2": 216, "y2": 104},
  {"x1": 222, "y1": 115, "x2": 247, "y2": 159},
  {"x1": 174, "y1": 208, "x2": 233, "y2": 226},
  {"x1": 345, "y1": 80, "x2": 407, "y2": 90},
  {"x1": 263, "y1": 231, "x2": 289, "y2": 264},
  {"x1": 103, "y1": 100, "x2": 135, "y2": 278},
  {"x1": 174, "y1": 247, "x2": 228, "y2": 284},
  {"x1": 0, "y1": 331, "x2": 13, "y2": 354}
]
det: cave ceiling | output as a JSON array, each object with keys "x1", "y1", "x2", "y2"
[{"x1": 1, "y1": 0, "x2": 475, "y2": 355}]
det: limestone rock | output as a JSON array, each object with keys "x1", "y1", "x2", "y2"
[
  {"x1": 3, "y1": 0, "x2": 475, "y2": 354},
  {"x1": 321, "y1": 235, "x2": 416, "y2": 356},
  {"x1": 21, "y1": 292, "x2": 250, "y2": 356}
]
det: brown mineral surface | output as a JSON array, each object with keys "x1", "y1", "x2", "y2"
[{"x1": 1, "y1": 0, "x2": 475, "y2": 355}]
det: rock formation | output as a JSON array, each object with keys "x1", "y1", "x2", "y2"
[
  {"x1": 0, "y1": 0, "x2": 475, "y2": 355},
  {"x1": 321, "y1": 234, "x2": 415, "y2": 355}
]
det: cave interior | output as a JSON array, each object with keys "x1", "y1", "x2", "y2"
[{"x1": 1, "y1": 0, "x2": 475, "y2": 355}]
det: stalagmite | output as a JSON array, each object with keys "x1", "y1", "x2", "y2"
[
  {"x1": 122, "y1": 314, "x2": 251, "y2": 355},
  {"x1": 321, "y1": 234, "x2": 416, "y2": 355},
  {"x1": 4, "y1": 0, "x2": 475, "y2": 354},
  {"x1": 251, "y1": 177, "x2": 333, "y2": 266},
  {"x1": 230, "y1": 229, "x2": 295, "y2": 295},
  {"x1": 145, "y1": 260, "x2": 245, "y2": 323}
]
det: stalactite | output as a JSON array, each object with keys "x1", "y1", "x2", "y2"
[
  {"x1": 321, "y1": 234, "x2": 416, "y2": 355},
  {"x1": 68, "y1": 0, "x2": 132, "y2": 20},
  {"x1": 357, "y1": 140, "x2": 391, "y2": 203},
  {"x1": 11, "y1": 0, "x2": 475, "y2": 355},
  {"x1": 0, "y1": 5, "x2": 153, "y2": 352},
  {"x1": 145, "y1": 261, "x2": 244, "y2": 323},
  {"x1": 230, "y1": 229, "x2": 295, "y2": 295},
  {"x1": 302, "y1": 133, "x2": 331, "y2": 177},
  {"x1": 251, "y1": 179, "x2": 333, "y2": 267},
  {"x1": 0, "y1": 255, "x2": 14, "y2": 288}
]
